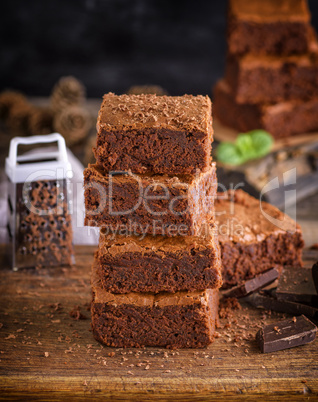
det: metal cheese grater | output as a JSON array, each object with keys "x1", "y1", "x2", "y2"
[{"x1": 5, "y1": 133, "x2": 74, "y2": 270}]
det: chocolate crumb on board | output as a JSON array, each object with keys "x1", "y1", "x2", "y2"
[
  {"x1": 223, "y1": 268, "x2": 279, "y2": 299},
  {"x1": 69, "y1": 306, "x2": 88, "y2": 320},
  {"x1": 5, "y1": 334, "x2": 16, "y2": 340},
  {"x1": 256, "y1": 315, "x2": 317, "y2": 353},
  {"x1": 219, "y1": 297, "x2": 241, "y2": 319}
]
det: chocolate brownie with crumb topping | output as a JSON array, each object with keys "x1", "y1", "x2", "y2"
[
  {"x1": 213, "y1": 80, "x2": 318, "y2": 139},
  {"x1": 91, "y1": 261, "x2": 219, "y2": 348},
  {"x1": 225, "y1": 51, "x2": 318, "y2": 104},
  {"x1": 94, "y1": 93, "x2": 213, "y2": 175},
  {"x1": 215, "y1": 190, "x2": 304, "y2": 289},
  {"x1": 84, "y1": 163, "x2": 217, "y2": 236},
  {"x1": 227, "y1": 0, "x2": 312, "y2": 56},
  {"x1": 96, "y1": 225, "x2": 222, "y2": 293}
]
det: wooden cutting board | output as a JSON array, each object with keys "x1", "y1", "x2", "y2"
[{"x1": 0, "y1": 245, "x2": 317, "y2": 401}]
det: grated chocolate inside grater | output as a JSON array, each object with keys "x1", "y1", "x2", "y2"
[
  {"x1": 6, "y1": 133, "x2": 74, "y2": 269},
  {"x1": 15, "y1": 180, "x2": 73, "y2": 267}
]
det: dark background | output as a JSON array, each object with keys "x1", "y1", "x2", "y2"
[{"x1": 1, "y1": 0, "x2": 318, "y2": 98}]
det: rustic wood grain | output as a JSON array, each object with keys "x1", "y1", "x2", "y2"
[{"x1": 0, "y1": 245, "x2": 317, "y2": 401}]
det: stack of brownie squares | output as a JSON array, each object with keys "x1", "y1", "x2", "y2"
[
  {"x1": 84, "y1": 93, "x2": 223, "y2": 348},
  {"x1": 214, "y1": 0, "x2": 318, "y2": 139}
]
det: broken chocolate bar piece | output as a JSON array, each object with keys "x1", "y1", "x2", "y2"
[
  {"x1": 313, "y1": 262, "x2": 318, "y2": 294},
  {"x1": 223, "y1": 268, "x2": 279, "y2": 299},
  {"x1": 276, "y1": 267, "x2": 318, "y2": 306},
  {"x1": 256, "y1": 315, "x2": 317, "y2": 353},
  {"x1": 247, "y1": 293, "x2": 318, "y2": 320}
]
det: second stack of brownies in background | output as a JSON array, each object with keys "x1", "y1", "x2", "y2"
[
  {"x1": 84, "y1": 93, "x2": 222, "y2": 348},
  {"x1": 214, "y1": 0, "x2": 318, "y2": 139}
]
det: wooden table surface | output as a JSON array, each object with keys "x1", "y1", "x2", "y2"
[{"x1": 0, "y1": 245, "x2": 317, "y2": 401}]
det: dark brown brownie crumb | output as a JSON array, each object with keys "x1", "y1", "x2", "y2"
[
  {"x1": 219, "y1": 297, "x2": 242, "y2": 319},
  {"x1": 69, "y1": 306, "x2": 88, "y2": 320}
]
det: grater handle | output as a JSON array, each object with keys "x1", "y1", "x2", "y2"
[{"x1": 8, "y1": 133, "x2": 68, "y2": 166}]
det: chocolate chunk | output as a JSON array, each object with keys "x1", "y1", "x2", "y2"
[
  {"x1": 312, "y1": 262, "x2": 318, "y2": 294},
  {"x1": 276, "y1": 267, "x2": 318, "y2": 306},
  {"x1": 256, "y1": 315, "x2": 317, "y2": 353},
  {"x1": 247, "y1": 293, "x2": 318, "y2": 320},
  {"x1": 223, "y1": 268, "x2": 279, "y2": 299}
]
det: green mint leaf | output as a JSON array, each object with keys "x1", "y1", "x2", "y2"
[
  {"x1": 249, "y1": 130, "x2": 274, "y2": 157},
  {"x1": 216, "y1": 130, "x2": 273, "y2": 165},
  {"x1": 217, "y1": 142, "x2": 244, "y2": 166},
  {"x1": 236, "y1": 134, "x2": 257, "y2": 160}
]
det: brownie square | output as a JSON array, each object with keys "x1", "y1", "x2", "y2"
[
  {"x1": 215, "y1": 190, "x2": 304, "y2": 289},
  {"x1": 94, "y1": 93, "x2": 213, "y2": 175},
  {"x1": 96, "y1": 225, "x2": 222, "y2": 293},
  {"x1": 213, "y1": 79, "x2": 318, "y2": 139},
  {"x1": 225, "y1": 52, "x2": 318, "y2": 104},
  {"x1": 227, "y1": 0, "x2": 312, "y2": 56},
  {"x1": 213, "y1": 80, "x2": 263, "y2": 134},
  {"x1": 91, "y1": 262, "x2": 219, "y2": 348},
  {"x1": 84, "y1": 163, "x2": 217, "y2": 236}
]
